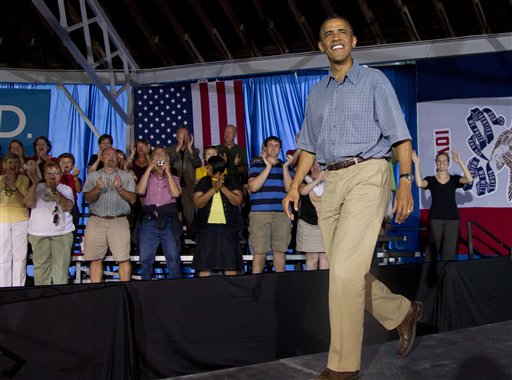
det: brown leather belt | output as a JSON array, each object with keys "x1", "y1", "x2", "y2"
[
  {"x1": 326, "y1": 156, "x2": 371, "y2": 171},
  {"x1": 90, "y1": 214, "x2": 128, "y2": 220}
]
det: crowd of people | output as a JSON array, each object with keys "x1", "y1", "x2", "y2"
[
  {"x1": 0, "y1": 122, "x2": 333, "y2": 287},
  {"x1": 0, "y1": 121, "x2": 474, "y2": 290}
]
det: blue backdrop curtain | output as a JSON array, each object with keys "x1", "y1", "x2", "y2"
[
  {"x1": 0, "y1": 83, "x2": 127, "y2": 176},
  {"x1": 242, "y1": 70, "x2": 327, "y2": 160}
]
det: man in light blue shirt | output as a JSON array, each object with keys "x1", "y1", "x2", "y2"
[{"x1": 283, "y1": 16, "x2": 422, "y2": 380}]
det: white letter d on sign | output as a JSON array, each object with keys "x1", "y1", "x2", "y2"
[{"x1": 0, "y1": 105, "x2": 27, "y2": 138}]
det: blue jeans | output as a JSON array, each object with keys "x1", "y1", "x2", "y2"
[{"x1": 139, "y1": 217, "x2": 181, "y2": 280}]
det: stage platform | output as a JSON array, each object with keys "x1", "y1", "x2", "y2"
[
  {"x1": 1, "y1": 257, "x2": 511, "y2": 379},
  {"x1": 169, "y1": 320, "x2": 512, "y2": 380}
]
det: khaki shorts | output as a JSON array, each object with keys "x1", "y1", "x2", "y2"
[
  {"x1": 248, "y1": 211, "x2": 292, "y2": 254},
  {"x1": 84, "y1": 216, "x2": 131, "y2": 262}
]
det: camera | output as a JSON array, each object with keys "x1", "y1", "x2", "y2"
[{"x1": 156, "y1": 160, "x2": 165, "y2": 166}]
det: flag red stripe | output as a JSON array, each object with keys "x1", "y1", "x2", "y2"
[
  {"x1": 216, "y1": 81, "x2": 227, "y2": 142},
  {"x1": 234, "y1": 80, "x2": 246, "y2": 148},
  {"x1": 199, "y1": 83, "x2": 212, "y2": 146}
]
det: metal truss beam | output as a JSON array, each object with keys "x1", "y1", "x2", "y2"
[{"x1": 32, "y1": 0, "x2": 138, "y2": 139}]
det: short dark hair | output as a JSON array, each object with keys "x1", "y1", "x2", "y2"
[
  {"x1": 116, "y1": 149, "x2": 126, "y2": 159},
  {"x1": 33, "y1": 136, "x2": 52, "y2": 153},
  {"x1": 58, "y1": 152, "x2": 76, "y2": 166},
  {"x1": 263, "y1": 136, "x2": 282, "y2": 148},
  {"x1": 318, "y1": 16, "x2": 355, "y2": 39},
  {"x1": 98, "y1": 134, "x2": 113, "y2": 145},
  {"x1": 203, "y1": 145, "x2": 218, "y2": 159},
  {"x1": 207, "y1": 155, "x2": 226, "y2": 175}
]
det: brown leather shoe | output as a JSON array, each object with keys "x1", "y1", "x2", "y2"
[
  {"x1": 317, "y1": 368, "x2": 360, "y2": 380},
  {"x1": 396, "y1": 300, "x2": 423, "y2": 358}
]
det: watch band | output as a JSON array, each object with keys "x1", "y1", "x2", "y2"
[{"x1": 399, "y1": 173, "x2": 414, "y2": 182}]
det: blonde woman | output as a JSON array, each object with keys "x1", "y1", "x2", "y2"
[{"x1": 0, "y1": 153, "x2": 30, "y2": 287}]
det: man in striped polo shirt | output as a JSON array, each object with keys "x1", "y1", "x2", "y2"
[{"x1": 248, "y1": 136, "x2": 293, "y2": 274}]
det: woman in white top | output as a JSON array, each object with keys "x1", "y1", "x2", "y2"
[{"x1": 25, "y1": 161, "x2": 75, "y2": 285}]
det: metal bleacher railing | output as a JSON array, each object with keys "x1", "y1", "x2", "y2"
[
  {"x1": 70, "y1": 203, "x2": 415, "y2": 282},
  {"x1": 466, "y1": 221, "x2": 512, "y2": 260}
]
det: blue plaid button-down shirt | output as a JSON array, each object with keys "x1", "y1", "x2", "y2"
[{"x1": 298, "y1": 62, "x2": 411, "y2": 165}]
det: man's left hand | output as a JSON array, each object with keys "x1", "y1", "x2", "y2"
[{"x1": 393, "y1": 182, "x2": 414, "y2": 224}]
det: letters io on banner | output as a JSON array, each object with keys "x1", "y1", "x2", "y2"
[{"x1": 434, "y1": 129, "x2": 451, "y2": 168}]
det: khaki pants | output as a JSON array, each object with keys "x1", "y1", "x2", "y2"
[
  {"x1": 29, "y1": 232, "x2": 74, "y2": 286},
  {"x1": 319, "y1": 159, "x2": 411, "y2": 372}
]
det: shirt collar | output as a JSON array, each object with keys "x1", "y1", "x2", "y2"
[
  {"x1": 326, "y1": 60, "x2": 361, "y2": 87},
  {"x1": 99, "y1": 167, "x2": 120, "y2": 176}
]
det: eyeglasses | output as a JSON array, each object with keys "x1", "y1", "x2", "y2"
[
  {"x1": 46, "y1": 171, "x2": 61, "y2": 175},
  {"x1": 36, "y1": 143, "x2": 48, "y2": 147},
  {"x1": 52, "y1": 205, "x2": 60, "y2": 226}
]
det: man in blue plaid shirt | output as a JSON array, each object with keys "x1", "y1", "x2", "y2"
[{"x1": 283, "y1": 16, "x2": 423, "y2": 380}]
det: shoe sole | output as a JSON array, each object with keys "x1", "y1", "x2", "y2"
[
  {"x1": 317, "y1": 371, "x2": 360, "y2": 380},
  {"x1": 398, "y1": 300, "x2": 423, "y2": 358}
]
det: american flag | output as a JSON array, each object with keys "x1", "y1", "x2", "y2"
[{"x1": 134, "y1": 80, "x2": 246, "y2": 154}]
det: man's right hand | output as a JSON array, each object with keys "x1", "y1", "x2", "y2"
[
  {"x1": 95, "y1": 176, "x2": 105, "y2": 190},
  {"x1": 261, "y1": 151, "x2": 272, "y2": 168},
  {"x1": 282, "y1": 187, "x2": 299, "y2": 221},
  {"x1": 176, "y1": 136, "x2": 184, "y2": 152}
]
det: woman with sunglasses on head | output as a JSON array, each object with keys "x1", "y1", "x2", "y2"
[{"x1": 24, "y1": 161, "x2": 75, "y2": 285}]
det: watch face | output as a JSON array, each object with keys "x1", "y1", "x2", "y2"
[{"x1": 400, "y1": 174, "x2": 414, "y2": 182}]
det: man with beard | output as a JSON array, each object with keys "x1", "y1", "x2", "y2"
[{"x1": 83, "y1": 147, "x2": 136, "y2": 282}]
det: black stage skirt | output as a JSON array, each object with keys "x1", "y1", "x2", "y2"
[{"x1": 192, "y1": 224, "x2": 243, "y2": 271}]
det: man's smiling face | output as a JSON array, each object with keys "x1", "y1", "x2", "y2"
[{"x1": 318, "y1": 18, "x2": 357, "y2": 65}]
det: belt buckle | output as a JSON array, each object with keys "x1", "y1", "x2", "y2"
[{"x1": 339, "y1": 157, "x2": 356, "y2": 170}]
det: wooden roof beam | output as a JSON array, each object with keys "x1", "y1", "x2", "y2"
[
  {"x1": 121, "y1": 0, "x2": 175, "y2": 66},
  {"x1": 357, "y1": 0, "x2": 387, "y2": 44},
  {"x1": 251, "y1": 0, "x2": 289, "y2": 54},
  {"x1": 431, "y1": 0, "x2": 455, "y2": 38},
  {"x1": 188, "y1": 0, "x2": 233, "y2": 60},
  {"x1": 472, "y1": 0, "x2": 492, "y2": 34},
  {"x1": 218, "y1": 0, "x2": 261, "y2": 57},
  {"x1": 394, "y1": 0, "x2": 420, "y2": 41},
  {"x1": 156, "y1": 0, "x2": 204, "y2": 64}
]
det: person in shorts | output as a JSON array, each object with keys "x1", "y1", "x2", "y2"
[
  {"x1": 83, "y1": 147, "x2": 136, "y2": 282},
  {"x1": 247, "y1": 136, "x2": 293, "y2": 273}
]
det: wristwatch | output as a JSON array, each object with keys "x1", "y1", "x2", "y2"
[{"x1": 399, "y1": 173, "x2": 414, "y2": 183}]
